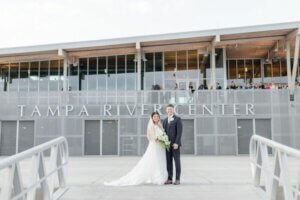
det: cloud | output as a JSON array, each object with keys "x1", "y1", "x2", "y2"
[{"x1": 0, "y1": 0, "x2": 299, "y2": 48}]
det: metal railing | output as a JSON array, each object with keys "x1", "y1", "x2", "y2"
[
  {"x1": 250, "y1": 135, "x2": 300, "y2": 200},
  {"x1": 0, "y1": 137, "x2": 69, "y2": 200},
  {"x1": 0, "y1": 88, "x2": 299, "y2": 105}
]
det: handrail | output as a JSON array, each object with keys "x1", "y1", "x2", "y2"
[
  {"x1": 0, "y1": 136, "x2": 69, "y2": 200},
  {"x1": 250, "y1": 134, "x2": 300, "y2": 200}
]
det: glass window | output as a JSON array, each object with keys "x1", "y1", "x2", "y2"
[
  {"x1": 141, "y1": 60, "x2": 145, "y2": 90},
  {"x1": 107, "y1": 56, "x2": 116, "y2": 91},
  {"x1": 164, "y1": 51, "x2": 176, "y2": 80},
  {"x1": 49, "y1": 60, "x2": 59, "y2": 91},
  {"x1": 155, "y1": 52, "x2": 163, "y2": 90},
  {"x1": 272, "y1": 60, "x2": 280, "y2": 77},
  {"x1": 29, "y1": 62, "x2": 39, "y2": 91},
  {"x1": 199, "y1": 55, "x2": 205, "y2": 82},
  {"x1": 0, "y1": 64, "x2": 8, "y2": 91},
  {"x1": 237, "y1": 60, "x2": 245, "y2": 79},
  {"x1": 264, "y1": 64, "x2": 272, "y2": 77},
  {"x1": 164, "y1": 51, "x2": 176, "y2": 89},
  {"x1": 281, "y1": 59, "x2": 287, "y2": 77},
  {"x1": 291, "y1": 59, "x2": 294, "y2": 75},
  {"x1": 188, "y1": 50, "x2": 198, "y2": 79},
  {"x1": 9, "y1": 63, "x2": 19, "y2": 92},
  {"x1": 88, "y1": 57, "x2": 97, "y2": 91},
  {"x1": 298, "y1": 59, "x2": 300, "y2": 78},
  {"x1": 1, "y1": 64, "x2": 9, "y2": 91},
  {"x1": 126, "y1": 54, "x2": 136, "y2": 90},
  {"x1": 39, "y1": 61, "x2": 49, "y2": 91},
  {"x1": 98, "y1": 57, "x2": 106, "y2": 91},
  {"x1": 254, "y1": 59, "x2": 261, "y2": 78},
  {"x1": 117, "y1": 55, "x2": 126, "y2": 91},
  {"x1": 144, "y1": 53, "x2": 154, "y2": 90},
  {"x1": 19, "y1": 62, "x2": 29, "y2": 92},
  {"x1": 59, "y1": 60, "x2": 64, "y2": 91},
  {"x1": 177, "y1": 51, "x2": 187, "y2": 79},
  {"x1": 228, "y1": 60, "x2": 237, "y2": 79},
  {"x1": 79, "y1": 58, "x2": 88, "y2": 91},
  {"x1": 245, "y1": 60, "x2": 253, "y2": 80},
  {"x1": 68, "y1": 63, "x2": 78, "y2": 91},
  {"x1": 165, "y1": 79, "x2": 177, "y2": 90}
]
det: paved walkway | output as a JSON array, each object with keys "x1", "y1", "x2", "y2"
[{"x1": 61, "y1": 156, "x2": 263, "y2": 200}]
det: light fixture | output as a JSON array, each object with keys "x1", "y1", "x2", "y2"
[
  {"x1": 284, "y1": 44, "x2": 287, "y2": 52},
  {"x1": 204, "y1": 47, "x2": 209, "y2": 57},
  {"x1": 265, "y1": 51, "x2": 271, "y2": 63},
  {"x1": 72, "y1": 57, "x2": 78, "y2": 67}
]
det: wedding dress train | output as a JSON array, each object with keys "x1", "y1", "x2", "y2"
[{"x1": 104, "y1": 119, "x2": 168, "y2": 186}]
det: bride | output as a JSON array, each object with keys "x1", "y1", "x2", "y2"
[{"x1": 104, "y1": 112, "x2": 168, "y2": 186}]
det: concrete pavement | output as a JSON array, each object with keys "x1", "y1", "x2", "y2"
[{"x1": 61, "y1": 156, "x2": 263, "y2": 200}]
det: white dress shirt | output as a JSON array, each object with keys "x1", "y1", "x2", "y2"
[{"x1": 168, "y1": 115, "x2": 174, "y2": 124}]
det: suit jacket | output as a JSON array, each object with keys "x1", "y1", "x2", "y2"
[{"x1": 163, "y1": 115, "x2": 183, "y2": 146}]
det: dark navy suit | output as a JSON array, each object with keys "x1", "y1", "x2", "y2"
[{"x1": 163, "y1": 115, "x2": 183, "y2": 181}]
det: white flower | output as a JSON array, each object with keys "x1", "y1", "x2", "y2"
[{"x1": 156, "y1": 130, "x2": 171, "y2": 151}]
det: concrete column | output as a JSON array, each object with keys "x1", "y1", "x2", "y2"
[
  {"x1": 63, "y1": 57, "x2": 68, "y2": 92},
  {"x1": 136, "y1": 42, "x2": 142, "y2": 91},
  {"x1": 58, "y1": 49, "x2": 68, "y2": 92},
  {"x1": 222, "y1": 47, "x2": 227, "y2": 90},
  {"x1": 291, "y1": 35, "x2": 300, "y2": 92},
  {"x1": 211, "y1": 46, "x2": 216, "y2": 90},
  {"x1": 286, "y1": 42, "x2": 292, "y2": 89}
]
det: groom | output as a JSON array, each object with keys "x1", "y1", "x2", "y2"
[{"x1": 163, "y1": 104, "x2": 183, "y2": 185}]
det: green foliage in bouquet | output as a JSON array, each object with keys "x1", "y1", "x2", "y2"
[{"x1": 157, "y1": 131, "x2": 171, "y2": 151}]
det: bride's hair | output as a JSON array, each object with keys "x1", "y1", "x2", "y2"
[{"x1": 151, "y1": 112, "x2": 160, "y2": 123}]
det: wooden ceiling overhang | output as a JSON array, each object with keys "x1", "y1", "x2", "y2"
[{"x1": 0, "y1": 22, "x2": 299, "y2": 64}]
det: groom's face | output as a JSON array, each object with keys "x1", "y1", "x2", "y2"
[{"x1": 166, "y1": 106, "x2": 174, "y2": 116}]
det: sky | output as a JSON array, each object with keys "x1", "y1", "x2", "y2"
[{"x1": 0, "y1": 0, "x2": 300, "y2": 48}]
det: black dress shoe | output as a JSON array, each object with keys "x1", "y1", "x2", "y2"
[
  {"x1": 173, "y1": 180, "x2": 180, "y2": 185},
  {"x1": 164, "y1": 180, "x2": 173, "y2": 184}
]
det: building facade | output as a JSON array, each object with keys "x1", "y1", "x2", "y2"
[{"x1": 0, "y1": 22, "x2": 300, "y2": 156}]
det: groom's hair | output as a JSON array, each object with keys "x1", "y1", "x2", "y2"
[{"x1": 166, "y1": 104, "x2": 174, "y2": 108}]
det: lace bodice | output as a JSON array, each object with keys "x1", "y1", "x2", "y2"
[{"x1": 154, "y1": 125, "x2": 163, "y2": 137}]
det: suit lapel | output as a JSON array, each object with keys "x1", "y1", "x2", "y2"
[{"x1": 163, "y1": 118, "x2": 167, "y2": 128}]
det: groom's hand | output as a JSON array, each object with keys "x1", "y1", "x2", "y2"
[{"x1": 173, "y1": 143, "x2": 179, "y2": 150}]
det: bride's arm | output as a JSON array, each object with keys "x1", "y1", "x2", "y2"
[{"x1": 147, "y1": 126, "x2": 155, "y2": 141}]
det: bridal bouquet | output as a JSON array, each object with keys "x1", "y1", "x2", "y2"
[{"x1": 156, "y1": 130, "x2": 171, "y2": 151}]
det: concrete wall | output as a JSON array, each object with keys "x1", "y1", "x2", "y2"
[{"x1": 0, "y1": 89, "x2": 299, "y2": 156}]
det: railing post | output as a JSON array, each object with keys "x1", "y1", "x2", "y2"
[
  {"x1": 0, "y1": 165, "x2": 15, "y2": 200},
  {"x1": 250, "y1": 135, "x2": 300, "y2": 200},
  {"x1": 278, "y1": 152, "x2": 293, "y2": 200},
  {"x1": 27, "y1": 154, "x2": 40, "y2": 200},
  {"x1": 0, "y1": 137, "x2": 69, "y2": 200}
]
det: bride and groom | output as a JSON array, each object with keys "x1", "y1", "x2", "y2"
[{"x1": 104, "y1": 104, "x2": 183, "y2": 186}]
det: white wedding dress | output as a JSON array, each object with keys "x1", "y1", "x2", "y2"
[{"x1": 104, "y1": 120, "x2": 168, "y2": 186}]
